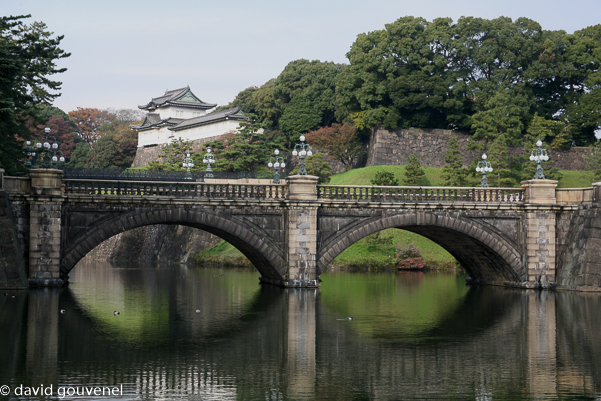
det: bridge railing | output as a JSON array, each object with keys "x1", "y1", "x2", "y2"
[
  {"x1": 317, "y1": 185, "x2": 524, "y2": 203},
  {"x1": 63, "y1": 179, "x2": 288, "y2": 200}
]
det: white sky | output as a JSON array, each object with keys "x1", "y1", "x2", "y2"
[{"x1": 2, "y1": 0, "x2": 600, "y2": 113}]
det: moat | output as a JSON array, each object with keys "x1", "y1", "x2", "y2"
[{"x1": 1, "y1": 261, "x2": 601, "y2": 400}]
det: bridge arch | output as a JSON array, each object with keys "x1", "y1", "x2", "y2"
[
  {"x1": 61, "y1": 208, "x2": 287, "y2": 283},
  {"x1": 317, "y1": 211, "x2": 524, "y2": 285}
]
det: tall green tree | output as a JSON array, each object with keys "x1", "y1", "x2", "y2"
[
  {"x1": 147, "y1": 138, "x2": 192, "y2": 170},
  {"x1": 66, "y1": 142, "x2": 90, "y2": 168},
  {"x1": 0, "y1": 15, "x2": 69, "y2": 174},
  {"x1": 272, "y1": 59, "x2": 345, "y2": 128},
  {"x1": 336, "y1": 16, "x2": 472, "y2": 131},
  {"x1": 442, "y1": 135, "x2": 467, "y2": 186},
  {"x1": 470, "y1": 85, "x2": 531, "y2": 147},
  {"x1": 210, "y1": 114, "x2": 269, "y2": 173},
  {"x1": 562, "y1": 25, "x2": 601, "y2": 145},
  {"x1": 403, "y1": 154, "x2": 426, "y2": 185},
  {"x1": 87, "y1": 134, "x2": 119, "y2": 168},
  {"x1": 278, "y1": 96, "x2": 322, "y2": 148}
]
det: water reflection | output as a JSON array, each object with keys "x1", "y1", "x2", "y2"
[{"x1": 1, "y1": 261, "x2": 601, "y2": 400}]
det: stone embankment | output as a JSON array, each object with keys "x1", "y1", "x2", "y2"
[
  {"x1": 367, "y1": 127, "x2": 591, "y2": 170},
  {"x1": 0, "y1": 188, "x2": 27, "y2": 288}
]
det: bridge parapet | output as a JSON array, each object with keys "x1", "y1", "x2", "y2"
[
  {"x1": 318, "y1": 185, "x2": 524, "y2": 203},
  {"x1": 63, "y1": 179, "x2": 287, "y2": 200}
]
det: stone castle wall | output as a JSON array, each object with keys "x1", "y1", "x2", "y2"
[
  {"x1": 132, "y1": 134, "x2": 225, "y2": 167},
  {"x1": 366, "y1": 127, "x2": 593, "y2": 171},
  {"x1": 556, "y1": 204, "x2": 601, "y2": 290}
]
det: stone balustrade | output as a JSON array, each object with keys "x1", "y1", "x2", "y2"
[
  {"x1": 318, "y1": 185, "x2": 524, "y2": 203},
  {"x1": 63, "y1": 179, "x2": 288, "y2": 200}
]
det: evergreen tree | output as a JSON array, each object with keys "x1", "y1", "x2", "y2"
[
  {"x1": 147, "y1": 138, "x2": 192, "y2": 170},
  {"x1": 442, "y1": 136, "x2": 467, "y2": 186},
  {"x1": 371, "y1": 170, "x2": 399, "y2": 186},
  {"x1": 403, "y1": 154, "x2": 425, "y2": 185},
  {"x1": 0, "y1": 15, "x2": 69, "y2": 174},
  {"x1": 210, "y1": 114, "x2": 269, "y2": 173},
  {"x1": 66, "y1": 142, "x2": 90, "y2": 168}
]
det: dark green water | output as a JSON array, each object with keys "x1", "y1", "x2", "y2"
[{"x1": 1, "y1": 261, "x2": 601, "y2": 400}]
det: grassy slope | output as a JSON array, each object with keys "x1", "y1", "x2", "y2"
[{"x1": 195, "y1": 165, "x2": 596, "y2": 267}]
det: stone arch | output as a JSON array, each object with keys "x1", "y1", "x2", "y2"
[
  {"x1": 318, "y1": 211, "x2": 524, "y2": 285},
  {"x1": 61, "y1": 208, "x2": 287, "y2": 283}
]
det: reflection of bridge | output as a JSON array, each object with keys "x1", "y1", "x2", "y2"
[
  {"x1": 4, "y1": 273, "x2": 600, "y2": 399},
  {"x1": 2, "y1": 168, "x2": 601, "y2": 290}
]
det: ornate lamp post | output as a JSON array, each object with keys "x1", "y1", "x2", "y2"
[
  {"x1": 267, "y1": 149, "x2": 286, "y2": 184},
  {"x1": 182, "y1": 152, "x2": 194, "y2": 179},
  {"x1": 530, "y1": 139, "x2": 549, "y2": 179},
  {"x1": 202, "y1": 146, "x2": 215, "y2": 178},
  {"x1": 476, "y1": 153, "x2": 493, "y2": 188},
  {"x1": 24, "y1": 127, "x2": 65, "y2": 169},
  {"x1": 291, "y1": 134, "x2": 313, "y2": 175}
]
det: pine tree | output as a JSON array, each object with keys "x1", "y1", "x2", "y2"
[
  {"x1": 442, "y1": 136, "x2": 467, "y2": 186},
  {"x1": 371, "y1": 170, "x2": 399, "y2": 186},
  {"x1": 403, "y1": 154, "x2": 425, "y2": 185},
  {"x1": 0, "y1": 15, "x2": 69, "y2": 174}
]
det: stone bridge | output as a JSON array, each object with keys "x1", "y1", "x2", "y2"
[{"x1": 2, "y1": 168, "x2": 601, "y2": 291}]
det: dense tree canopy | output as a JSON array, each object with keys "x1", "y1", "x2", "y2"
[
  {"x1": 0, "y1": 15, "x2": 69, "y2": 174},
  {"x1": 336, "y1": 16, "x2": 601, "y2": 146}
]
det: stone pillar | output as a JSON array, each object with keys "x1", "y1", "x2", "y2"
[
  {"x1": 284, "y1": 175, "x2": 320, "y2": 288},
  {"x1": 521, "y1": 179, "x2": 557, "y2": 288},
  {"x1": 593, "y1": 182, "x2": 601, "y2": 201},
  {"x1": 27, "y1": 169, "x2": 65, "y2": 286}
]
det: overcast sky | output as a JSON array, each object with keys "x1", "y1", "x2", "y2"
[{"x1": 3, "y1": 0, "x2": 601, "y2": 113}]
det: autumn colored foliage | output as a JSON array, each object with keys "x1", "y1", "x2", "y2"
[
  {"x1": 305, "y1": 123, "x2": 364, "y2": 171},
  {"x1": 68, "y1": 107, "x2": 115, "y2": 149}
]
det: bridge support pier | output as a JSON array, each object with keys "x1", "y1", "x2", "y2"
[
  {"x1": 27, "y1": 169, "x2": 65, "y2": 287},
  {"x1": 522, "y1": 179, "x2": 558, "y2": 289},
  {"x1": 282, "y1": 176, "x2": 320, "y2": 288}
]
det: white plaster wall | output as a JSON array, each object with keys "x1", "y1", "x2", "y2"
[
  {"x1": 156, "y1": 106, "x2": 209, "y2": 120},
  {"x1": 138, "y1": 126, "x2": 174, "y2": 147}
]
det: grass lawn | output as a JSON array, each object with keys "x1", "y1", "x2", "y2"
[{"x1": 329, "y1": 165, "x2": 596, "y2": 188}]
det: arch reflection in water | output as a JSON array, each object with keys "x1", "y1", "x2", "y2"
[{"x1": 1, "y1": 262, "x2": 601, "y2": 399}]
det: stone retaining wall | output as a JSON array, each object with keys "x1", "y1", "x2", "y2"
[
  {"x1": 132, "y1": 134, "x2": 225, "y2": 167},
  {"x1": 366, "y1": 127, "x2": 593, "y2": 171},
  {"x1": 556, "y1": 204, "x2": 601, "y2": 290}
]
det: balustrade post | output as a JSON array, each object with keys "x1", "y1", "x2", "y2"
[{"x1": 592, "y1": 182, "x2": 601, "y2": 201}]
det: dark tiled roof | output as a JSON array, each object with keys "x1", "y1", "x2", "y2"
[
  {"x1": 170, "y1": 107, "x2": 246, "y2": 131},
  {"x1": 138, "y1": 86, "x2": 216, "y2": 110},
  {"x1": 130, "y1": 114, "x2": 184, "y2": 130}
]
